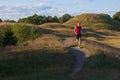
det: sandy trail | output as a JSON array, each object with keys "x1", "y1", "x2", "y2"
[{"x1": 63, "y1": 37, "x2": 89, "y2": 79}]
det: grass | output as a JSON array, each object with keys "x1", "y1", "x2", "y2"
[
  {"x1": 71, "y1": 49, "x2": 120, "y2": 80},
  {"x1": 0, "y1": 18, "x2": 120, "y2": 80},
  {"x1": 40, "y1": 23, "x2": 74, "y2": 38},
  {"x1": 64, "y1": 13, "x2": 120, "y2": 31},
  {"x1": 82, "y1": 27, "x2": 120, "y2": 48},
  {"x1": 101, "y1": 39, "x2": 120, "y2": 48},
  {"x1": 0, "y1": 33, "x2": 76, "y2": 80},
  {"x1": 63, "y1": 13, "x2": 120, "y2": 48},
  {"x1": 71, "y1": 35, "x2": 120, "y2": 80},
  {"x1": 0, "y1": 48, "x2": 75, "y2": 80}
]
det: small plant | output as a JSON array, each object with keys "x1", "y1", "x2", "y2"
[
  {"x1": 0, "y1": 28, "x2": 17, "y2": 46},
  {"x1": 0, "y1": 29, "x2": 4, "y2": 46},
  {"x1": 12, "y1": 23, "x2": 38, "y2": 44},
  {"x1": 2, "y1": 28, "x2": 17, "y2": 46}
]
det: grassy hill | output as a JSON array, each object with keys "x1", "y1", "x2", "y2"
[
  {"x1": 64, "y1": 13, "x2": 120, "y2": 30},
  {"x1": 63, "y1": 13, "x2": 120, "y2": 80},
  {"x1": 0, "y1": 22, "x2": 76, "y2": 80},
  {"x1": 64, "y1": 13, "x2": 120, "y2": 48},
  {"x1": 0, "y1": 15, "x2": 120, "y2": 80},
  {"x1": 39, "y1": 23, "x2": 74, "y2": 37}
]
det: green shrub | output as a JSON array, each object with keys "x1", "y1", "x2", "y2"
[
  {"x1": 12, "y1": 24, "x2": 37, "y2": 44},
  {"x1": 0, "y1": 28, "x2": 17, "y2": 46},
  {"x1": 2, "y1": 28, "x2": 17, "y2": 46},
  {"x1": 0, "y1": 29, "x2": 4, "y2": 46},
  {"x1": 113, "y1": 11, "x2": 120, "y2": 22}
]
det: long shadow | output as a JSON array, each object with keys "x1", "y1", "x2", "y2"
[
  {"x1": 37, "y1": 27, "x2": 56, "y2": 35},
  {"x1": 68, "y1": 47, "x2": 87, "y2": 77},
  {"x1": 38, "y1": 27, "x2": 73, "y2": 38},
  {"x1": 82, "y1": 28, "x2": 116, "y2": 41}
]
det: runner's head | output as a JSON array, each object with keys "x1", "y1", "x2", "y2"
[{"x1": 77, "y1": 22, "x2": 80, "y2": 26}]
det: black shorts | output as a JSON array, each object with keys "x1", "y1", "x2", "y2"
[{"x1": 76, "y1": 34, "x2": 81, "y2": 39}]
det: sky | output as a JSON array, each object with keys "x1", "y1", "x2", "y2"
[{"x1": 0, "y1": 0, "x2": 120, "y2": 21}]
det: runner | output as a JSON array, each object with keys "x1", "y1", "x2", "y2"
[{"x1": 74, "y1": 22, "x2": 82, "y2": 48}]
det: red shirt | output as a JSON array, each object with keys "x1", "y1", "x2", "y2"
[{"x1": 75, "y1": 26, "x2": 82, "y2": 34}]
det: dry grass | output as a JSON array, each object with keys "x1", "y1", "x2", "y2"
[
  {"x1": 25, "y1": 34, "x2": 64, "y2": 49},
  {"x1": 82, "y1": 27, "x2": 120, "y2": 48},
  {"x1": 72, "y1": 38, "x2": 120, "y2": 80},
  {"x1": 0, "y1": 33, "x2": 75, "y2": 80},
  {"x1": 0, "y1": 22, "x2": 37, "y2": 28},
  {"x1": 0, "y1": 22, "x2": 15, "y2": 27},
  {"x1": 0, "y1": 22, "x2": 76, "y2": 80},
  {"x1": 64, "y1": 13, "x2": 120, "y2": 31},
  {"x1": 101, "y1": 39, "x2": 120, "y2": 48},
  {"x1": 39, "y1": 23, "x2": 74, "y2": 37},
  {"x1": 0, "y1": 34, "x2": 64, "y2": 54},
  {"x1": 0, "y1": 21, "x2": 120, "y2": 80}
]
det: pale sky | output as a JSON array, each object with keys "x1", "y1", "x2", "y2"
[{"x1": 0, "y1": 0, "x2": 120, "y2": 20}]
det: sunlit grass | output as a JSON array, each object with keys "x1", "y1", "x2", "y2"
[
  {"x1": 101, "y1": 39, "x2": 120, "y2": 48},
  {"x1": 82, "y1": 27, "x2": 120, "y2": 48},
  {"x1": 40, "y1": 23, "x2": 74, "y2": 37}
]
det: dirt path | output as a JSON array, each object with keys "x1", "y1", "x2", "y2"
[{"x1": 63, "y1": 37, "x2": 89, "y2": 79}]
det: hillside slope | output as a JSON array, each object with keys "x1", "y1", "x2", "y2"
[{"x1": 64, "y1": 13, "x2": 120, "y2": 30}]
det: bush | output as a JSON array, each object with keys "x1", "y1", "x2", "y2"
[
  {"x1": 12, "y1": 24, "x2": 37, "y2": 44},
  {"x1": 0, "y1": 29, "x2": 4, "y2": 46},
  {"x1": 59, "y1": 14, "x2": 72, "y2": 23},
  {"x1": 0, "y1": 28, "x2": 17, "y2": 46},
  {"x1": 113, "y1": 11, "x2": 120, "y2": 22},
  {"x1": 2, "y1": 28, "x2": 17, "y2": 46}
]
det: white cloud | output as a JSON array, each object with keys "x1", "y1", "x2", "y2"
[
  {"x1": 73, "y1": 0, "x2": 94, "y2": 4},
  {"x1": 77, "y1": 0, "x2": 94, "y2": 2},
  {"x1": 0, "y1": 3, "x2": 63, "y2": 21}
]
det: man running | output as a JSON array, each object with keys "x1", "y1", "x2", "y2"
[{"x1": 74, "y1": 22, "x2": 82, "y2": 48}]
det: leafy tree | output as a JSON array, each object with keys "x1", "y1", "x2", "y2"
[
  {"x1": 18, "y1": 14, "x2": 59, "y2": 25},
  {"x1": 18, "y1": 18, "x2": 26, "y2": 23},
  {"x1": 47, "y1": 16, "x2": 53, "y2": 22},
  {"x1": 113, "y1": 11, "x2": 120, "y2": 22},
  {"x1": 4, "y1": 20, "x2": 16, "y2": 23},
  {"x1": 53, "y1": 16, "x2": 59, "y2": 22},
  {"x1": 59, "y1": 14, "x2": 72, "y2": 23}
]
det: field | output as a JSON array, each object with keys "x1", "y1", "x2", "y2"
[
  {"x1": 64, "y1": 13, "x2": 120, "y2": 80},
  {"x1": 82, "y1": 27, "x2": 120, "y2": 48},
  {"x1": 0, "y1": 13, "x2": 120, "y2": 80},
  {"x1": 0, "y1": 23, "x2": 76, "y2": 80}
]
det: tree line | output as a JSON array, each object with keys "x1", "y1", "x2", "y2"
[
  {"x1": 1, "y1": 12, "x2": 120, "y2": 24},
  {"x1": 0, "y1": 14, "x2": 73, "y2": 25}
]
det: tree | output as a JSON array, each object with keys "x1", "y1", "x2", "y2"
[
  {"x1": 2, "y1": 28, "x2": 17, "y2": 46},
  {"x1": 53, "y1": 16, "x2": 59, "y2": 22},
  {"x1": 0, "y1": 19, "x2": 2, "y2": 22},
  {"x1": 4, "y1": 20, "x2": 16, "y2": 23},
  {"x1": 18, "y1": 18, "x2": 26, "y2": 23},
  {"x1": 18, "y1": 14, "x2": 60, "y2": 25},
  {"x1": 59, "y1": 14, "x2": 72, "y2": 23},
  {"x1": 113, "y1": 11, "x2": 120, "y2": 22}
]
